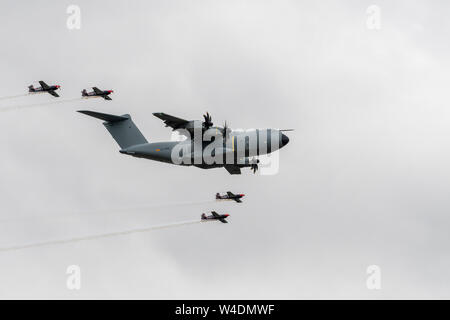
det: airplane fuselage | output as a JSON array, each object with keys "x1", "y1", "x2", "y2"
[
  {"x1": 119, "y1": 128, "x2": 289, "y2": 170},
  {"x1": 30, "y1": 85, "x2": 59, "y2": 93},
  {"x1": 83, "y1": 92, "x2": 111, "y2": 97},
  {"x1": 217, "y1": 195, "x2": 244, "y2": 201}
]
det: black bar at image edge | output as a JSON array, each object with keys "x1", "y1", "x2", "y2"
[{"x1": 0, "y1": 300, "x2": 448, "y2": 318}]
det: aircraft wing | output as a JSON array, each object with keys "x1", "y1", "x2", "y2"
[
  {"x1": 39, "y1": 81, "x2": 50, "y2": 89},
  {"x1": 104, "y1": 95, "x2": 112, "y2": 100},
  {"x1": 92, "y1": 87, "x2": 103, "y2": 95},
  {"x1": 218, "y1": 218, "x2": 228, "y2": 223},
  {"x1": 48, "y1": 90, "x2": 59, "y2": 97},
  {"x1": 224, "y1": 165, "x2": 241, "y2": 175},
  {"x1": 211, "y1": 211, "x2": 220, "y2": 218},
  {"x1": 234, "y1": 199, "x2": 242, "y2": 203},
  {"x1": 153, "y1": 113, "x2": 189, "y2": 130},
  {"x1": 227, "y1": 191, "x2": 235, "y2": 197}
]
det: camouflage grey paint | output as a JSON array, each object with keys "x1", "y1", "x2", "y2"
[{"x1": 78, "y1": 110, "x2": 290, "y2": 174}]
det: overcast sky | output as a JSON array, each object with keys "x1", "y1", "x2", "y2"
[{"x1": 0, "y1": 0, "x2": 450, "y2": 299}]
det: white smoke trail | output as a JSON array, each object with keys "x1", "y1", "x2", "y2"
[
  {"x1": 0, "y1": 219, "x2": 210, "y2": 253},
  {"x1": 0, "y1": 93, "x2": 29, "y2": 101},
  {"x1": 0, "y1": 97, "x2": 83, "y2": 112},
  {"x1": 97, "y1": 199, "x2": 216, "y2": 217},
  {"x1": 0, "y1": 199, "x2": 216, "y2": 224}
]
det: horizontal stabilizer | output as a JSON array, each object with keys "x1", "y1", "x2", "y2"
[{"x1": 78, "y1": 110, "x2": 128, "y2": 123}]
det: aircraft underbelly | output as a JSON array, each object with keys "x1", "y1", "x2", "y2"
[{"x1": 123, "y1": 142, "x2": 179, "y2": 164}]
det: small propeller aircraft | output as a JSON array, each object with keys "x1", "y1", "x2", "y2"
[
  {"x1": 216, "y1": 191, "x2": 245, "y2": 203},
  {"x1": 78, "y1": 110, "x2": 291, "y2": 174},
  {"x1": 82, "y1": 87, "x2": 114, "y2": 100},
  {"x1": 201, "y1": 211, "x2": 230, "y2": 223},
  {"x1": 28, "y1": 81, "x2": 60, "y2": 97}
]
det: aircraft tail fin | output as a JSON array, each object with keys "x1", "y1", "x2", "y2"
[
  {"x1": 216, "y1": 193, "x2": 220, "y2": 199},
  {"x1": 81, "y1": 89, "x2": 87, "y2": 96},
  {"x1": 28, "y1": 85, "x2": 35, "y2": 92},
  {"x1": 78, "y1": 110, "x2": 148, "y2": 149}
]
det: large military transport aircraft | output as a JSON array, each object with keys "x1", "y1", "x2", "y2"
[{"x1": 78, "y1": 110, "x2": 290, "y2": 174}]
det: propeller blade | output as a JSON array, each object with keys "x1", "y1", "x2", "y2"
[
  {"x1": 203, "y1": 112, "x2": 213, "y2": 129},
  {"x1": 222, "y1": 120, "x2": 230, "y2": 141},
  {"x1": 250, "y1": 158, "x2": 259, "y2": 173}
]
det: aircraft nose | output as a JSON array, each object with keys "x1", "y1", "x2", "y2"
[{"x1": 281, "y1": 133, "x2": 289, "y2": 147}]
